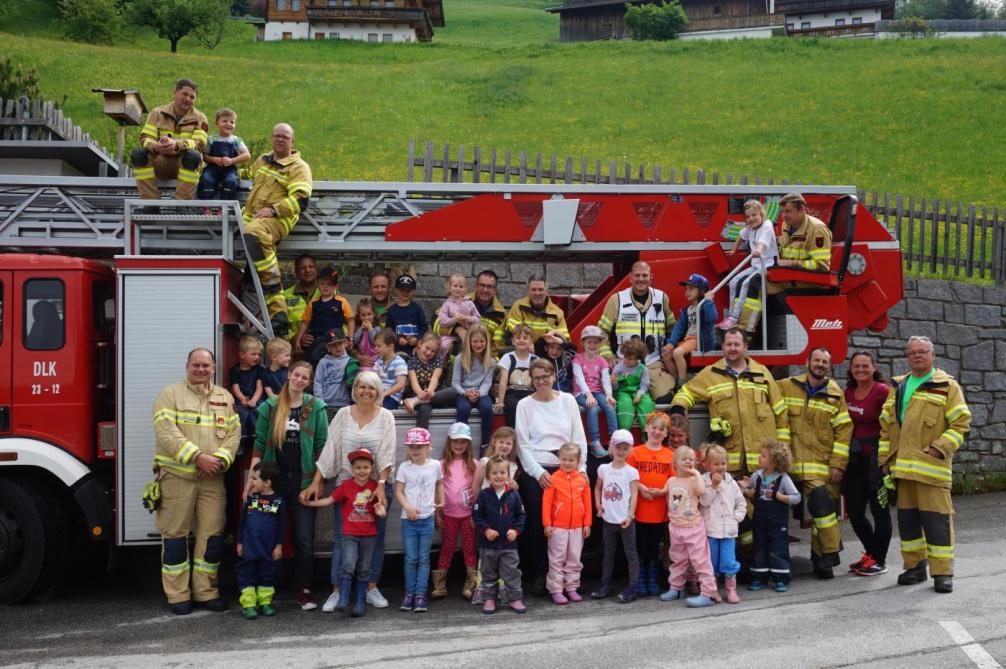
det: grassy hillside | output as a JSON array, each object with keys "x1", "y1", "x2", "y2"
[{"x1": 1, "y1": 0, "x2": 1004, "y2": 206}]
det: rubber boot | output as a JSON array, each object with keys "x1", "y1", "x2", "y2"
[
  {"x1": 337, "y1": 578, "x2": 352, "y2": 612},
  {"x1": 430, "y1": 569, "x2": 448, "y2": 599},
  {"x1": 462, "y1": 568, "x2": 477, "y2": 600},
  {"x1": 350, "y1": 580, "x2": 368, "y2": 617},
  {"x1": 724, "y1": 575, "x2": 740, "y2": 604},
  {"x1": 643, "y1": 562, "x2": 657, "y2": 596},
  {"x1": 647, "y1": 562, "x2": 661, "y2": 596}
]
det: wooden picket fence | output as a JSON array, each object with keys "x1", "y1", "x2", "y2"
[
  {"x1": 1, "y1": 96, "x2": 95, "y2": 143},
  {"x1": 406, "y1": 140, "x2": 1006, "y2": 284}
]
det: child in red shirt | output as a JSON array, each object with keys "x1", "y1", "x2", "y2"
[{"x1": 304, "y1": 447, "x2": 386, "y2": 617}]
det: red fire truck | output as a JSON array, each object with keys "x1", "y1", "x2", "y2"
[{"x1": 0, "y1": 177, "x2": 902, "y2": 602}]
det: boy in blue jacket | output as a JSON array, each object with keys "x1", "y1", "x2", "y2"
[
  {"x1": 472, "y1": 456, "x2": 527, "y2": 615},
  {"x1": 665, "y1": 273, "x2": 718, "y2": 387}
]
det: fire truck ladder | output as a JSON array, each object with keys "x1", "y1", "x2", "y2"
[{"x1": 121, "y1": 198, "x2": 275, "y2": 340}]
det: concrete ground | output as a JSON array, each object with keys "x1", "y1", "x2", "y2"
[{"x1": 2, "y1": 493, "x2": 1005, "y2": 668}]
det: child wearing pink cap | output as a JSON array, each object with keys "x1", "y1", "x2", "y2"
[{"x1": 394, "y1": 427, "x2": 444, "y2": 612}]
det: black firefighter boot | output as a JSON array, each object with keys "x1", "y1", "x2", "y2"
[
  {"x1": 897, "y1": 560, "x2": 929, "y2": 585},
  {"x1": 933, "y1": 575, "x2": 953, "y2": 594}
]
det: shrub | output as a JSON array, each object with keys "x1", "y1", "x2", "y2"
[
  {"x1": 0, "y1": 56, "x2": 42, "y2": 100},
  {"x1": 890, "y1": 15, "x2": 936, "y2": 35},
  {"x1": 624, "y1": 1, "x2": 688, "y2": 40},
  {"x1": 58, "y1": 0, "x2": 125, "y2": 43}
]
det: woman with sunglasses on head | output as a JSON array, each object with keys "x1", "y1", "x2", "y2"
[
  {"x1": 514, "y1": 359, "x2": 588, "y2": 596},
  {"x1": 843, "y1": 351, "x2": 892, "y2": 576}
]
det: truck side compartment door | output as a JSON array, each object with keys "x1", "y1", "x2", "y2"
[{"x1": 0, "y1": 271, "x2": 10, "y2": 433}]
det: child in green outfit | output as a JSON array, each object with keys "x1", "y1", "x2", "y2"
[{"x1": 613, "y1": 339, "x2": 657, "y2": 430}]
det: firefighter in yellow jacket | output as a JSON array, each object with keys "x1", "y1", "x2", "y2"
[
  {"x1": 781, "y1": 347, "x2": 853, "y2": 579},
  {"x1": 131, "y1": 79, "x2": 209, "y2": 201},
  {"x1": 152, "y1": 348, "x2": 239, "y2": 615},
  {"x1": 504, "y1": 274, "x2": 570, "y2": 347},
  {"x1": 880, "y1": 336, "x2": 971, "y2": 594},
  {"x1": 242, "y1": 123, "x2": 313, "y2": 337}
]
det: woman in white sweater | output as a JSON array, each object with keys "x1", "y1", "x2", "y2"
[
  {"x1": 514, "y1": 359, "x2": 588, "y2": 596},
  {"x1": 301, "y1": 371, "x2": 397, "y2": 611}
]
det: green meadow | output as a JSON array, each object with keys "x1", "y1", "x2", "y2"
[{"x1": 0, "y1": 0, "x2": 1004, "y2": 208}]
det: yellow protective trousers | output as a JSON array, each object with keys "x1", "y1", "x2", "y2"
[
  {"x1": 155, "y1": 473, "x2": 226, "y2": 604},
  {"x1": 896, "y1": 478, "x2": 954, "y2": 576}
]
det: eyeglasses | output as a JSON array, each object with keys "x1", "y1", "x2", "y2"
[
  {"x1": 476, "y1": 283, "x2": 496, "y2": 290},
  {"x1": 531, "y1": 374, "x2": 552, "y2": 383}
]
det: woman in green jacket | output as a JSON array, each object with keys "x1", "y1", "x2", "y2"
[{"x1": 245, "y1": 360, "x2": 329, "y2": 611}]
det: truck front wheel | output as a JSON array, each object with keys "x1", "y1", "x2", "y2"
[{"x1": 0, "y1": 477, "x2": 68, "y2": 603}]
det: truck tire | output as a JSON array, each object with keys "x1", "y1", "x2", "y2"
[{"x1": 0, "y1": 477, "x2": 68, "y2": 603}]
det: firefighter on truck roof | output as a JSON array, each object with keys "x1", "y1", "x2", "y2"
[
  {"x1": 152, "y1": 348, "x2": 239, "y2": 615},
  {"x1": 880, "y1": 335, "x2": 971, "y2": 594},
  {"x1": 131, "y1": 78, "x2": 209, "y2": 202},
  {"x1": 242, "y1": 123, "x2": 313, "y2": 337},
  {"x1": 670, "y1": 328, "x2": 788, "y2": 551},
  {"x1": 780, "y1": 347, "x2": 853, "y2": 580},
  {"x1": 597, "y1": 260, "x2": 677, "y2": 402}
]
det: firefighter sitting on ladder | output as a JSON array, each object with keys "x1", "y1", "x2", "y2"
[
  {"x1": 152, "y1": 348, "x2": 240, "y2": 615},
  {"x1": 780, "y1": 347, "x2": 853, "y2": 580},
  {"x1": 131, "y1": 78, "x2": 209, "y2": 201},
  {"x1": 670, "y1": 328, "x2": 789, "y2": 552},
  {"x1": 242, "y1": 123, "x2": 313, "y2": 336},
  {"x1": 597, "y1": 260, "x2": 677, "y2": 402},
  {"x1": 880, "y1": 335, "x2": 971, "y2": 594}
]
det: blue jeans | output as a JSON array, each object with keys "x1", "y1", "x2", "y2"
[
  {"x1": 708, "y1": 537, "x2": 740, "y2": 576},
  {"x1": 402, "y1": 515, "x2": 435, "y2": 596},
  {"x1": 382, "y1": 396, "x2": 401, "y2": 410},
  {"x1": 196, "y1": 165, "x2": 239, "y2": 200},
  {"x1": 340, "y1": 535, "x2": 376, "y2": 581},
  {"x1": 330, "y1": 482, "x2": 391, "y2": 586},
  {"x1": 576, "y1": 391, "x2": 617, "y2": 444},
  {"x1": 456, "y1": 392, "x2": 494, "y2": 445}
]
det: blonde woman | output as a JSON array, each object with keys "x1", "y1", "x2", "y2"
[{"x1": 246, "y1": 360, "x2": 329, "y2": 611}]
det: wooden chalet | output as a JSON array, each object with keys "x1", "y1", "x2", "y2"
[
  {"x1": 546, "y1": 0, "x2": 894, "y2": 40},
  {"x1": 259, "y1": 0, "x2": 445, "y2": 43}
]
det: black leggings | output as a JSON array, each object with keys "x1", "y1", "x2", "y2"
[
  {"x1": 842, "y1": 440, "x2": 892, "y2": 565},
  {"x1": 517, "y1": 470, "x2": 552, "y2": 579},
  {"x1": 636, "y1": 521, "x2": 666, "y2": 564}
]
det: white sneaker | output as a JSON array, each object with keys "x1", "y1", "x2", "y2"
[
  {"x1": 322, "y1": 591, "x2": 340, "y2": 613},
  {"x1": 366, "y1": 587, "x2": 389, "y2": 608}
]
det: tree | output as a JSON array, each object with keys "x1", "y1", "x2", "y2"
[
  {"x1": 192, "y1": 0, "x2": 231, "y2": 49},
  {"x1": 889, "y1": 15, "x2": 935, "y2": 34},
  {"x1": 0, "y1": 0, "x2": 16, "y2": 19},
  {"x1": 624, "y1": 1, "x2": 688, "y2": 40},
  {"x1": 0, "y1": 57, "x2": 43, "y2": 100},
  {"x1": 130, "y1": 0, "x2": 229, "y2": 53},
  {"x1": 58, "y1": 0, "x2": 125, "y2": 44}
]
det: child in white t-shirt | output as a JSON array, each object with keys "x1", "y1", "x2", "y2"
[
  {"x1": 718, "y1": 199, "x2": 779, "y2": 331},
  {"x1": 590, "y1": 429, "x2": 640, "y2": 603},
  {"x1": 394, "y1": 427, "x2": 444, "y2": 613}
]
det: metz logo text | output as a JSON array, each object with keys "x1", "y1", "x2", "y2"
[{"x1": 811, "y1": 319, "x2": 844, "y2": 330}]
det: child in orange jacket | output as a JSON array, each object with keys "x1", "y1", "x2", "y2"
[{"x1": 542, "y1": 443, "x2": 592, "y2": 605}]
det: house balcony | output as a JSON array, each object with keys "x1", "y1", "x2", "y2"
[
  {"x1": 682, "y1": 13, "x2": 786, "y2": 32},
  {"x1": 305, "y1": 6, "x2": 433, "y2": 37},
  {"x1": 775, "y1": 0, "x2": 892, "y2": 14}
]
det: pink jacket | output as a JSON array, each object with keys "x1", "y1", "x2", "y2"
[{"x1": 699, "y1": 472, "x2": 746, "y2": 539}]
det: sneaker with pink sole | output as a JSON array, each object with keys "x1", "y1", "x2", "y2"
[
  {"x1": 716, "y1": 317, "x2": 738, "y2": 330},
  {"x1": 565, "y1": 590, "x2": 583, "y2": 602},
  {"x1": 551, "y1": 592, "x2": 568, "y2": 605}
]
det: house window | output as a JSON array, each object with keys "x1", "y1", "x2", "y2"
[
  {"x1": 370, "y1": 0, "x2": 379, "y2": 6},
  {"x1": 330, "y1": 32, "x2": 340, "y2": 38},
  {"x1": 835, "y1": 18, "x2": 845, "y2": 25},
  {"x1": 291, "y1": 0, "x2": 300, "y2": 9},
  {"x1": 24, "y1": 279, "x2": 65, "y2": 350},
  {"x1": 276, "y1": 0, "x2": 286, "y2": 9},
  {"x1": 383, "y1": 33, "x2": 393, "y2": 42},
  {"x1": 713, "y1": 5, "x2": 721, "y2": 14},
  {"x1": 852, "y1": 16, "x2": 862, "y2": 24},
  {"x1": 368, "y1": 33, "x2": 379, "y2": 41},
  {"x1": 800, "y1": 21, "x2": 811, "y2": 28},
  {"x1": 282, "y1": 31, "x2": 293, "y2": 39},
  {"x1": 786, "y1": 22, "x2": 795, "y2": 30},
  {"x1": 385, "y1": 0, "x2": 395, "y2": 6},
  {"x1": 315, "y1": 32, "x2": 326, "y2": 39}
]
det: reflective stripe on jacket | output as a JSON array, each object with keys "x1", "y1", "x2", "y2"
[
  {"x1": 152, "y1": 380, "x2": 239, "y2": 479},
  {"x1": 243, "y1": 151, "x2": 313, "y2": 234},
  {"x1": 139, "y1": 103, "x2": 209, "y2": 154},
  {"x1": 780, "y1": 374, "x2": 853, "y2": 480},
  {"x1": 778, "y1": 214, "x2": 832, "y2": 271}
]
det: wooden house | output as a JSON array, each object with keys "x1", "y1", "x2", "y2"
[
  {"x1": 546, "y1": 0, "x2": 893, "y2": 40},
  {"x1": 259, "y1": 0, "x2": 445, "y2": 43}
]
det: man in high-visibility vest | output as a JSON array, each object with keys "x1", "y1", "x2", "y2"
[
  {"x1": 780, "y1": 347, "x2": 853, "y2": 579},
  {"x1": 242, "y1": 123, "x2": 313, "y2": 337},
  {"x1": 880, "y1": 335, "x2": 971, "y2": 594},
  {"x1": 152, "y1": 348, "x2": 239, "y2": 615},
  {"x1": 282, "y1": 253, "x2": 320, "y2": 344},
  {"x1": 597, "y1": 261, "x2": 677, "y2": 402},
  {"x1": 131, "y1": 78, "x2": 209, "y2": 201}
]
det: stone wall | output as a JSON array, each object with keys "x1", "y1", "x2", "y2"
[{"x1": 833, "y1": 278, "x2": 1006, "y2": 485}]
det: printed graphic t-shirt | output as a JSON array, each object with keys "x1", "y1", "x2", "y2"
[
  {"x1": 626, "y1": 444, "x2": 676, "y2": 523},
  {"x1": 597, "y1": 462, "x2": 640, "y2": 525},
  {"x1": 332, "y1": 478, "x2": 379, "y2": 536}
]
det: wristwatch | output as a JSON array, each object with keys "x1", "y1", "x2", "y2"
[{"x1": 378, "y1": 479, "x2": 387, "y2": 486}]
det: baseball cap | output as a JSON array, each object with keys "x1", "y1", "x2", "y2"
[
  {"x1": 395, "y1": 274, "x2": 417, "y2": 290},
  {"x1": 325, "y1": 327, "x2": 347, "y2": 344},
  {"x1": 610, "y1": 429, "x2": 634, "y2": 448},
  {"x1": 447, "y1": 422, "x2": 472, "y2": 441},
  {"x1": 679, "y1": 273, "x2": 710, "y2": 292},
  {"x1": 318, "y1": 266, "x2": 339, "y2": 283},
  {"x1": 580, "y1": 325, "x2": 604, "y2": 342},
  {"x1": 404, "y1": 427, "x2": 431, "y2": 446},
  {"x1": 347, "y1": 447, "x2": 374, "y2": 463}
]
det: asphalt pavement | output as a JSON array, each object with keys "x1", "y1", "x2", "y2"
[{"x1": 2, "y1": 493, "x2": 1005, "y2": 668}]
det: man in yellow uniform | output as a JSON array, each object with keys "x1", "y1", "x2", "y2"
[
  {"x1": 152, "y1": 348, "x2": 240, "y2": 615},
  {"x1": 780, "y1": 347, "x2": 853, "y2": 579},
  {"x1": 880, "y1": 335, "x2": 971, "y2": 594},
  {"x1": 131, "y1": 79, "x2": 209, "y2": 201},
  {"x1": 434, "y1": 269, "x2": 508, "y2": 356},
  {"x1": 283, "y1": 253, "x2": 320, "y2": 344},
  {"x1": 504, "y1": 274, "x2": 569, "y2": 348},
  {"x1": 242, "y1": 123, "x2": 313, "y2": 337},
  {"x1": 769, "y1": 192, "x2": 832, "y2": 292},
  {"x1": 597, "y1": 260, "x2": 677, "y2": 402}
]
